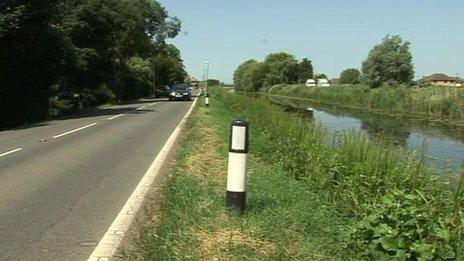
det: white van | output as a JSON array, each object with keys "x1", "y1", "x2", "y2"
[
  {"x1": 317, "y1": 79, "x2": 330, "y2": 87},
  {"x1": 305, "y1": 79, "x2": 316, "y2": 87}
]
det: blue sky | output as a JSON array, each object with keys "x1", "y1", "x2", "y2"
[{"x1": 159, "y1": 0, "x2": 464, "y2": 83}]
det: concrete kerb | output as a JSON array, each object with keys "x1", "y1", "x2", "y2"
[{"x1": 87, "y1": 97, "x2": 199, "y2": 261}]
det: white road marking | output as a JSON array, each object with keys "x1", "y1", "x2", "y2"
[
  {"x1": 135, "y1": 105, "x2": 147, "y2": 111},
  {"x1": 52, "y1": 123, "x2": 98, "y2": 139},
  {"x1": 108, "y1": 114, "x2": 124, "y2": 120},
  {"x1": 88, "y1": 97, "x2": 198, "y2": 260},
  {"x1": 0, "y1": 148, "x2": 23, "y2": 158},
  {"x1": 146, "y1": 102, "x2": 156, "y2": 107}
]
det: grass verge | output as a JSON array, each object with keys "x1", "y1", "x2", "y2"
[{"x1": 125, "y1": 88, "x2": 463, "y2": 260}]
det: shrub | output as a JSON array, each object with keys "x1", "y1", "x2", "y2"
[{"x1": 95, "y1": 84, "x2": 116, "y2": 104}]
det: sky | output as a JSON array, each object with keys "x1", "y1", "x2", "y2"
[{"x1": 159, "y1": 0, "x2": 464, "y2": 83}]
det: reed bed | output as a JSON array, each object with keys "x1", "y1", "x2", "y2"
[{"x1": 270, "y1": 84, "x2": 464, "y2": 124}]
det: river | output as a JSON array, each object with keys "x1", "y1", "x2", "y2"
[{"x1": 267, "y1": 94, "x2": 464, "y2": 172}]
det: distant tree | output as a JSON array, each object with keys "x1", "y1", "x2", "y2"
[
  {"x1": 245, "y1": 62, "x2": 266, "y2": 91},
  {"x1": 339, "y1": 68, "x2": 361, "y2": 84},
  {"x1": 314, "y1": 73, "x2": 328, "y2": 79},
  {"x1": 297, "y1": 58, "x2": 314, "y2": 83},
  {"x1": 233, "y1": 60, "x2": 265, "y2": 92},
  {"x1": 362, "y1": 35, "x2": 414, "y2": 88},
  {"x1": 262, "y1": 52, "x2": 298, "y2": 86},
  {"x1": 152, "y1": 44, "x2": 187, "y2": 88},
  {"x1": 233, "y1": 60, "x2": 259, "y2": 92},
  {"x1": 206, "y1": 79, "x2": 220, "y2": 86}
]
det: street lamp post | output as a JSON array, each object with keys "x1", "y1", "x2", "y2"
[{"x1": 205, "y1": 61, "x2": 210, "y2": 92}]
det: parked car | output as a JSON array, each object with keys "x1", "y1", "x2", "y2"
[
  {"x1": 168, "y1": 83, "x2": 192, "y2": 101},
  {"x1": 154, "y1": 85, "x2": 170, "y2": 98}
]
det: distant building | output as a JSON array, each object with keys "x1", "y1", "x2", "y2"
[
  {"x1": 305, "y1": 79, "x2": 316, "y2": 87},
  {"x1": 317, "y1": 78, "x2": 330, "y2": 87},
  {"x1": 424, "y1": 73, "x2": 462, "y2": 87}
]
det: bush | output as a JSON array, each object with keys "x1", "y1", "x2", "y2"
[
  {"x1": 350, "y1": 190, "x2": 456, "y2": 260},
  {"x1": 95, "y1": 84, "x2": 116, "y2": 104}
]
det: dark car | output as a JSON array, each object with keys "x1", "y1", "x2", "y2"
[
  {"x1": 168, "y1": 84, "x2": 191, "y2": 101},
  {"x1": 154, "y1": 85, "x2": 170, "y2": 98}
]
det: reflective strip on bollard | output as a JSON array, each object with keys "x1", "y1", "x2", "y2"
[{"x1": 226, "y1": 119, "x2": 249, "y2": 213}]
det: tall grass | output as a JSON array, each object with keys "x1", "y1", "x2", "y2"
[
  {"x1": 270, "y1": 84, "x2": 464, "y2": 124},
  {"x1": 215, "y1": 88, "x2": 463, "y2": 259}
]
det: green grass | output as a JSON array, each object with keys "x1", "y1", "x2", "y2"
[
  {"x1": 269, "y1": 84, "x2": 464, "y2": 125},
  {"x1": 126, "y1": 88, "x2": 464, "y2": 260}
]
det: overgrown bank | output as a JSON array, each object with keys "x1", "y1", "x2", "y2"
[
  {"x1": 127, "y1": 88, "x2": 463, "y2": 260},
  {"x1": 270, "y1": 84, "x2": 464, "y2": 125}
]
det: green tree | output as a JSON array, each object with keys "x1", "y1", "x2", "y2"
[
  {"x1": 0, "y1": 1, "x2": 76, "y2": 128},
  {"x1": 362, "y1": 35, "x2": 414, "y2": 88},
  {"x1": 60, "y1": 0, "x2": 181, "y2": 93},
  {"x1": 262, "y1": 52, "x2": 298, "y2": 86},
  {"x1": 314, "y1": 73, "x2": 328, "y2": 79},
  {"x1": 1, "y1": 0, "x2": 185, "y2": 128},
  {"x1": 206, "y1": 79, "x2": 220, "y2": 86},
  {"x1": 152, "y1": 44, "x2": 187, "y2": 88},
  {"x1": 297, "y1": 58, "x2": 313, "y2": 83},
  {"x1": 233, "y1": 59, "x2": 259, "y2": 92},
  {"x1": 339, "y1": 68, "x2": 361, "y2": 84}
]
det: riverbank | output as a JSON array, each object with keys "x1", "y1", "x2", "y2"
[
  {"x1": 125, "y1": 88, "x2": 463, "y2": 260},
  {"x1": 269, "y1": 84, "x2": 464, "y2": 126},
  {"x1": 266, "y1": 94, "x2": 464, "y2": 170}
]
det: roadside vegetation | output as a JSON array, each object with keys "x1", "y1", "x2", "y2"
[
  {"x1": 269, "y1": 84, "x2": 464, "y2": 124},
  {"x1": 233, "y1": 34, "x2": 464, "y2": 124},
  {"x1": 233, "y1": 35, "x2": 414, "y2": 93},
  {"x1": 0, "y1": 1, "x2": 186, "y2": 129},
  {"x1": 233, "y1": 52, "x2": 315, "y2": 92},
  {"x1": 127, "y1": 87, "x2": 463, "y2": 260}
]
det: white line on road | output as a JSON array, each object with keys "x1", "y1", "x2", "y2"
[
  {"x1": 88, "y1": 97, "x2": 198, "y2": 260},
  {"x1": 0, "y1": 148, "x2": 23, "y2": 158},
  {"x1": 52, "y1": 123, "x2": 98, "y2": 139},
  {"x1": 135, "y1": 105, "x2": 147, "y2": 111},
  {"x1": 108, "y1": 114, "x2": 124, "y2": 120}
]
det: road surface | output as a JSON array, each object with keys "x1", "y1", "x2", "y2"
[{"x1": 0, "y1": 98, "x2": 194, "y2": 260}]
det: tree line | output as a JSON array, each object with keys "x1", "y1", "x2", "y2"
[
  {"x1": 233, "y1": 53, "x2": 314, "y2": 92},
  {"x1": 0, "y1": 0, "x2": 187, "y2": 128},
  {"x1": 234, "y1": 35, "x2": 415, "y2": 91}
]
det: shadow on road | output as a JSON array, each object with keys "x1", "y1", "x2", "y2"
[{"x1": 0, "y1": 96, "x2": 196, "y2": 133}]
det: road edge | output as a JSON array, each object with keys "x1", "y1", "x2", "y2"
[{"x1": 87, "y1": 97, "x2": 199, "y2": 261}]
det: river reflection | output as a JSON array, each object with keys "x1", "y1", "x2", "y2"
[{"x1": 268, "y1": 95, "x2": 464, "y2": 171}]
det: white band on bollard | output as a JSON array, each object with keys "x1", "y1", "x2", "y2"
[
  {"x1": 226, "y1": 119, "x2": 249, "y2": 213},
  {"x1": 226, "y1": 152, "x2": 247, "y2": 192}
]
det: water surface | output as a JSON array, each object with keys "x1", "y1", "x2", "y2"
[{"x1": 268, "y1": 95, "x2": 464, "y2": 171}]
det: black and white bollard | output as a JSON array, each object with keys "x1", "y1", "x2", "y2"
[
  {"x1": 205, "y1": 92, "x2": 210, "y2": 107},
  {"x1": 226, "y1": 119, "x2": 249, "y2": 213},
  {"x1": 306, "y1": 107, "x2": 314, "y2": 118}
]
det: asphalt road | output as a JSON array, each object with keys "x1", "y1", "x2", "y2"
[{"x1": 0, "y1": 98, "x2": 194, "y2": 260}]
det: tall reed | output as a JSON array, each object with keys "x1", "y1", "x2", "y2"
[{"x1": 270, "y1": 84, "x2": 464, "y2": 123}]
